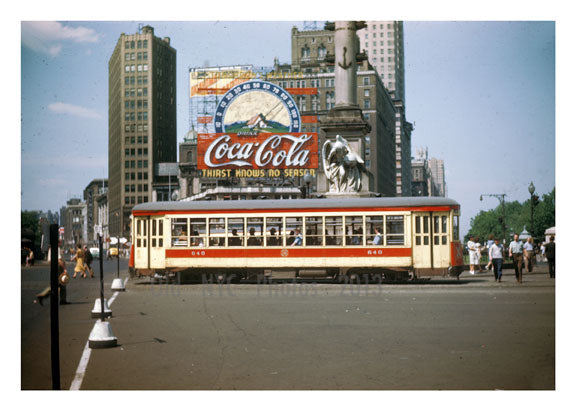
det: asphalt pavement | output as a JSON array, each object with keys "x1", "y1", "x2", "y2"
[{"x1": 21, "y1": 260, "x2": 555, "y2": 390}]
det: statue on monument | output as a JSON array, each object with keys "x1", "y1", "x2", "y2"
[{"x1": 322, "y1": 135, "x2": 366, "y2": 193}]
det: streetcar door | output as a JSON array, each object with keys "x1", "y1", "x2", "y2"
[
  {"x1": 149, "y1": 216, "x2": 165, "y2": 269},
  {"x1": 412, "y1": 213, "x2": 432, "y2": 269},
  {"x1": 134, "y1": 217, "x2": 149, "y2": 268},
  {"x1": 431, "y1": 213, "x2": 451, "y2": 268}
]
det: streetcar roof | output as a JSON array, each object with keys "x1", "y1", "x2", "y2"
[{"x1": 132, "y1": 197, "x2": 460, "y2": 213}]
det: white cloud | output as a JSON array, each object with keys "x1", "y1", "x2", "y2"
[
  {"x1": 48, "y1": 102, "x2": 102, "y2": 119},
  {"x1": 21, "y1": 21, "x2": 100, "y2": 56}
]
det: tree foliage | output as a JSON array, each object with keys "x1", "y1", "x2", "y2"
[
  {"x1": 21, "y1": 210, "x2": 41, "y2": 246},
  {"x1": 466, "y1": 188, "x2": 555, "y2": 243}
]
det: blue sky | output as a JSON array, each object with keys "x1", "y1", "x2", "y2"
[{"x1": 19, "y1": 19, "x2": 556, "y2": 238}]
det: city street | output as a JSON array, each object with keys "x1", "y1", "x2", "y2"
[
  {"x1": 21, "y1": 256, "x2": 129, "y2": 390},
  {"x1": 21, "y1": 261, "x2": 554, "y2": 390}
]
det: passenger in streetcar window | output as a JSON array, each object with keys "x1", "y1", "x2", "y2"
[
  {"x1": 268, "y1": 228, "x2": 279, "y2": 246},
  {"x1": 291, "y1": 228, "x2": 303, "y2": 246},
  {"x1": 372, "y1": 228, "x2": 383, "y2": 245},
  {"x1": 229, "y1": 229, "x2": 242, "y2": 246},
  {"x1": 247, "y1": 227, "x2": 261, "y2": 246},
  {"x1": 351, "y1": 229, "x2": 362, "y2": 245},
  {"x1": 191, "y1": 231, "x2": 204, "y2": 247}
]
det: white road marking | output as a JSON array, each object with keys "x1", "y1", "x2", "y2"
[{"x1": 69, "y1": 276, "x2": 129, "y2": 390}]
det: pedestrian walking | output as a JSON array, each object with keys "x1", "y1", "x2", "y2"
[
  {"x1": 72, "y1": 244, "x2": 86, "y2": 279},
  {"x1": 34, "y1": 257, "x2": 70, "y2": 305},
  {"x1": 523, "y1": 237, "x2": 535, "y2": 272},
  {"x1": 475, "y1": 239, "x2": 484, "y2": 272},
  {"x1": 545, "y1": 236, "x2": 555, "y2": 278},
  {"x1": 540, "y1": 242, "x2": 547, "y2": 262},
  {"x1": 489, "y1": 238, "x2": 505, "y2": 282},
  {"x1": 484, "y1": 234, "x2": 495, "y2": 270},
  {"x1": 509, "y1": 233, "x2": 524, "y2": 283},
  {"x1": 83, "y1": 246, "x2": 95, "y2": 278},
  {"x1": 467, "y1": 237, "x2": 478, "y2": 275}
]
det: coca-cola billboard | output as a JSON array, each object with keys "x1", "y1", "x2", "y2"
[{"x1": 198, "y1": 133, "x2": 318, "y2": 170}]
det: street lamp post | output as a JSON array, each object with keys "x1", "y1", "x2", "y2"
[
  {"x1": 480, "y1": 193, "x2": 507, "y2": 243},
  {"x1": 528, "y1": 181, "x2": 536, "y2": 237}
]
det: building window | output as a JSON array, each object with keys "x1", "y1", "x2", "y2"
[
  {"x1": 364, "y1": 99, "x2": 371, "y2": 109},
  {"x1": 301, "y1": 46, "x2": 310, "y2": 59},
  {"x1": 364, "y1": 89, "x2": 370, "y2": 97},
  {"x1": 311, "y1": 95, "x2": 319, "y2": 111},
  {"x1": 325, "y1": 91, "x2": 335, "y2": 110}
]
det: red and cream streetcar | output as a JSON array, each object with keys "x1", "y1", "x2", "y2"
[{"x1": 129, "y1": 197, "x2": 464, "y2": 281}]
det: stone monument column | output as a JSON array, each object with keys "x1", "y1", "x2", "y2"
[
  {"x1": 318, "y1": 21, "x2": 374, "y2": 196},
  {"x1": 334, "y1": 21, "x2": 359, "y2": 108}
]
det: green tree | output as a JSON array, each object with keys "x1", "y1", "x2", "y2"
[
  {"x1": 467, "y1": 188, "x2": 555, "y2": 243},
  {"x1": 21, "y1": 211, "x2": 41, "y2": 246}
]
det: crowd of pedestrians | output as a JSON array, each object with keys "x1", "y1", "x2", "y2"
[
  {"x1": 467, "y1": 233, "x2": 556, "y2": 282},
  {"x1": 32, "y1": 243, "x2": 97, "y2": 307}
]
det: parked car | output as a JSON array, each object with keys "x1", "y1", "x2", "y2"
[{"x1": 89, "y1": 247, "x2": 100, "y2": 259}]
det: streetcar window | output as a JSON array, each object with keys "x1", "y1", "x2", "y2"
[
  {"x1": 159, "y1": 219, "x2": 163, "y2": 236},
  {"x1": 453, "y1": 215, "x2": 459, "y2": 240},
  {"x1": 171, "y1": 218, "x2": 188, "y2": 247},
  {"x1": 265, "y1": 217, "x2": 282, "y2": 246},
  {"x1": 137, "y1": 219, "x2": 141, "y2": 235},
  {"x1": 305, "y1": 216, "x2": 323, "y2": 246},
  {"x1": 228, "y1": 218, "x2": 244, "y2": 247},
  {"x1": 423, "y1": 216, "x2": 429, "y2": 234},
  {"x1": 415, "y1": 216, "x2": 421, "y2": 234},
  {"x1": 366, "y1": 215, "x2": 383, "y2": 246},
  {"x1": 441, "y1": 216, "x2": 448, "y2": 245},
  {"x1": 190, "y1": 218, "x2": 206, "y2": 247},
  {"x1": 345, "y1": 216, "x2": 364, "y2": 246},
  {"x1": 325, "y1": 216, "x2": 343, "y2": 246},
  {"x1": 209, "y1": 218, "x2": 225, "y2": 247},
  {"x1": 386, "y1": 215, "x2": 404, "y2": 245},
  {"x1": 152, "y1": 219, "x2": 157, "y2": 236},
  {"x1": 434, "y1": 216, "x2": 439, "y2": 234},
  {"x1": 247, "y1": 217, "x2": 263, "y2": 246},
  {"x1": 285, "y1": 217, "x2": 303, "y2": 246}
]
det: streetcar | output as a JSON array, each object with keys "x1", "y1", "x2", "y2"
[{"x1": 129, "y1": 197, "x2": 464, "y2": 281}]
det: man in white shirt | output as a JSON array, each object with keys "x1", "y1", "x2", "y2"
[
  {"x1": 489, "y1": 238, "x2": 504, "y2": 282},
  {"x1": 508, "y1": 233, "x2": 524, "y2": 283}
]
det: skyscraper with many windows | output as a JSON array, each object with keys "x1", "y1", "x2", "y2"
[
  {"x1": 108, "y1": 25, "x2": 176, "y2": 238},
  {"x1": 357, "y1": 21, "x2": 405, "y2": 103},
  {"x1": 357, "y1": 21, "x2": 411, "y2": 195}
]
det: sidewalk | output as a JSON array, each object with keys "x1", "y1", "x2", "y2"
[{"x1": 460, "y1": 261, "x2": 550, "y2": 279}]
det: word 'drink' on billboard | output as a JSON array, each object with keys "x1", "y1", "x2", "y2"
[{"x1": 198, "y1": 133, "x2": 319, "y2": 169}]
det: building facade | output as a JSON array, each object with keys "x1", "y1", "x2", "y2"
[
  {"x1": 83, "y1": 179, "x2": 108, "y2": 246},
  {"x1": 95, "y1": 191, "x2": 109, "y2": 252},
  {"x1": 428, "y1": 157, "x2": 446, "y2": 197},
  {"x1": 108, "y1": 25, "x2": 177, "y2": 238},
  {"x1": 59, "y1": 198, "x2": 87, "y2": 249},
  {"x1": 356, "y1": 21, "x2": 406, "y2": 103},
  {"x1": 411, "y1": 147, "x2": 446, "y2": 197},
  {"x1": 356, "y1": 21, "x2": 411, "y2": 195},
  {"x1": 411, "y1": 149, "x2": 430, "y2": 197}
]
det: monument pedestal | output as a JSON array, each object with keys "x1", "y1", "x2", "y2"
[{"x1": 319, "y1": 105, "x2": 375, "y2": 195}]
